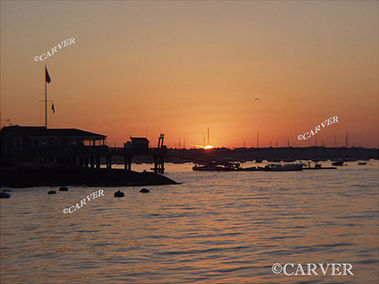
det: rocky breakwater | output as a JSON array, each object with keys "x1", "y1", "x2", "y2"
[{"x1": 1, "y1": 164, "x2": 178, "y2": 188}]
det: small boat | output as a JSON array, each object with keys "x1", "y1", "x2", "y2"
[
  {"x1": 140, "y1": 188, "x2": 150, "y2": 193},
  {"x1": 302, "y1": 162, "x2": 337, "y2": 170},
  {"x1": 239, "y1": 166, "x2": 259, "y2": 171},
  {"x1": 263, "y1": 164, "x2": 303, "y2": 171},
  {"x1": 48, "y1": 190, "x2": 56, "y2": 195},
  {"x1": 0, "y1": 191, "x2": 11, "y2": 198},
  {"x1": 193, "y1": 164, "x2": 235, "y2": 171},
  {"x1": 358, "y1": 161, "x2": 367, "y2": 165},
  {"x1": 332, "y1": 160, "x2": 344, "y2": 166},
  {"x1": 59, "y1": 186, "x2": 69, "y2": 191},
  {"x1": 193, "y1": 162, "x2": 240, "y2": 171},
  {"x1": 114, "y1": 190, "x2": 125, "y2": 197},
  {"x1": 303, "y1": 166, "x2": 337, "y2": 170}
]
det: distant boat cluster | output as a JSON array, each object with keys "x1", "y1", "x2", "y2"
[
  {"x1": 192, "y1": 159, "x2": 368, "y2": 172},
  {"x1": 193, "y1": 163, "x2": 304, "y2": 172}
]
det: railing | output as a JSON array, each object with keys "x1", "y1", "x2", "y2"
[
  {"x1": 27, "y1": 145, "x2": 167, "y2": 158},
  {"x1": 108, "y1": 146, "x2": 167, "y2": 157},
  {"x1": 29, "y1": 145, "x2": 109, "y2": 155}
]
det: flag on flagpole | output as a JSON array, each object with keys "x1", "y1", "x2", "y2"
[
  {"x1": 51, "y1": 102, "x2": 55, "y2": 114},
  {"x1": 45, "y1": 66, "x2": 51, "y2": 83}
]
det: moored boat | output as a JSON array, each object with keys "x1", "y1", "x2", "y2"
[
  {"x1": 193, "y1": 162, "x2": 240, "y2": 171},
  {"x1": 302, "y1": 161, "x2": 337, "y2": 170},
  {"x1": 239, "y1": 166, "x2": 259, "y2": 171},
  {"x1": 262, "y1": 163, "x2": 303, "y2": 171},
  {"x1": 332, "y1": 160, "x2": 344, "y2": 166}
]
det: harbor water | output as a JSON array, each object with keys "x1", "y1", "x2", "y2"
[{"x1": 1, "y1": 161, "x2": 378, "y2": 283}]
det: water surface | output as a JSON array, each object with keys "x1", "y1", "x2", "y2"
[{"x1": 1, "y1": 161, "x2": 378, "y2": 283}]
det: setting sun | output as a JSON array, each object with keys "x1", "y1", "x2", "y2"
[{"x1": 1, "y1": 1, "x2": 378, "y2": 283}]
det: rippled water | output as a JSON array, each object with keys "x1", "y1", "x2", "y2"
[{"x1": 1, "y1": 161, "x2": 378, "y2": 283}]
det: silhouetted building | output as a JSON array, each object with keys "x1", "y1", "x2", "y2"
[
  {"x1": 126, "y1": 137, "x2": 150, "y2": 150},
  {"x1": 0, "y1": 125, "x2": 106, "y2": 165}
]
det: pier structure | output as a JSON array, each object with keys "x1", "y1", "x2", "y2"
[
  {"x1": 54, "y1": 135, "x2": 167, "y2": 173},
  {"x1": 106, "y1": 134, "x2": 167, "y2": 173}
]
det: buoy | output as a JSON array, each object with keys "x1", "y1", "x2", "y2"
[
  {"x1": 59, "y1": 186, "x2": 69, "y2": 191},
  {"x1": 140, "y1": 188, "x2": 150, "y2": 193},
  {"x1": 114, "y1": 190, "x2": 124, "y2": 197},
  {"x1": 0, "y1": 192, "x2": 11, "y2": 198},
  {"x1": 48, "y1": 190, "x2": 56, "y2": 195}
]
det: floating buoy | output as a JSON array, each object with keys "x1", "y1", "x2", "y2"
[
  {"x1": 140, "y1": 188, "x2": 150, "y2": 193},
  {"x1": 59, "y1": 186, "x2": 69, "y2": 191},
  {"x1": 0, "y1": 192, "x2": 11, "y2": 198},
  {"x1": 114, "y1": 190, "x2": 124, "y2": 197},
  {"x1": 48, "y1": 190, "x2": 56, "y2": 195}
]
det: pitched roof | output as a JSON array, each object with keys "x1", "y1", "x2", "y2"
[
  {"x1": 0, "y1": 126, "x2": 106, "y2": 138},
  {"x1": 130, "y1": 137, "x2": 150, "y2": 143}
]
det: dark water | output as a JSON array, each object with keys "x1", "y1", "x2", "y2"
[{"x1": 1, "y1": 161, "x2": 378, "y2": 283}]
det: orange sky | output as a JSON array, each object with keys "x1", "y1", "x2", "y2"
[{"x1": 1, "y1": 1, "x2": 378, "y2": 148}]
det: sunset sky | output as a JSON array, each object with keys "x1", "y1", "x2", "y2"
[{"x1": 1, "y1": 1, "x2": 378, "y2": 148}]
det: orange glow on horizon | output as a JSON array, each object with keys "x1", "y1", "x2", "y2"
[
  {"x1": 192, "y1": 145, "x2": 214, "y2": 149},
  {"x1": 0, "y1": 1, "x2": 378, "y2": 148}
]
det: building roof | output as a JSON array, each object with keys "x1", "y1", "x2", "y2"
[
  {"x1": 130, "y1": 137, "x2": 150, "y2": 143},
  {"x1": 0, "y1": 125, "x2": 106, "y2": 139}
]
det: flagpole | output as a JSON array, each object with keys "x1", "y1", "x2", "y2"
[{"x1": 45, "y1": 64, "x2": 47, "y2": 128}]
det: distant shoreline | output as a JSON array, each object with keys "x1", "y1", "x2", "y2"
[{"x1": 128, "y1": 146, "x2": 379, "y2": 164}]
